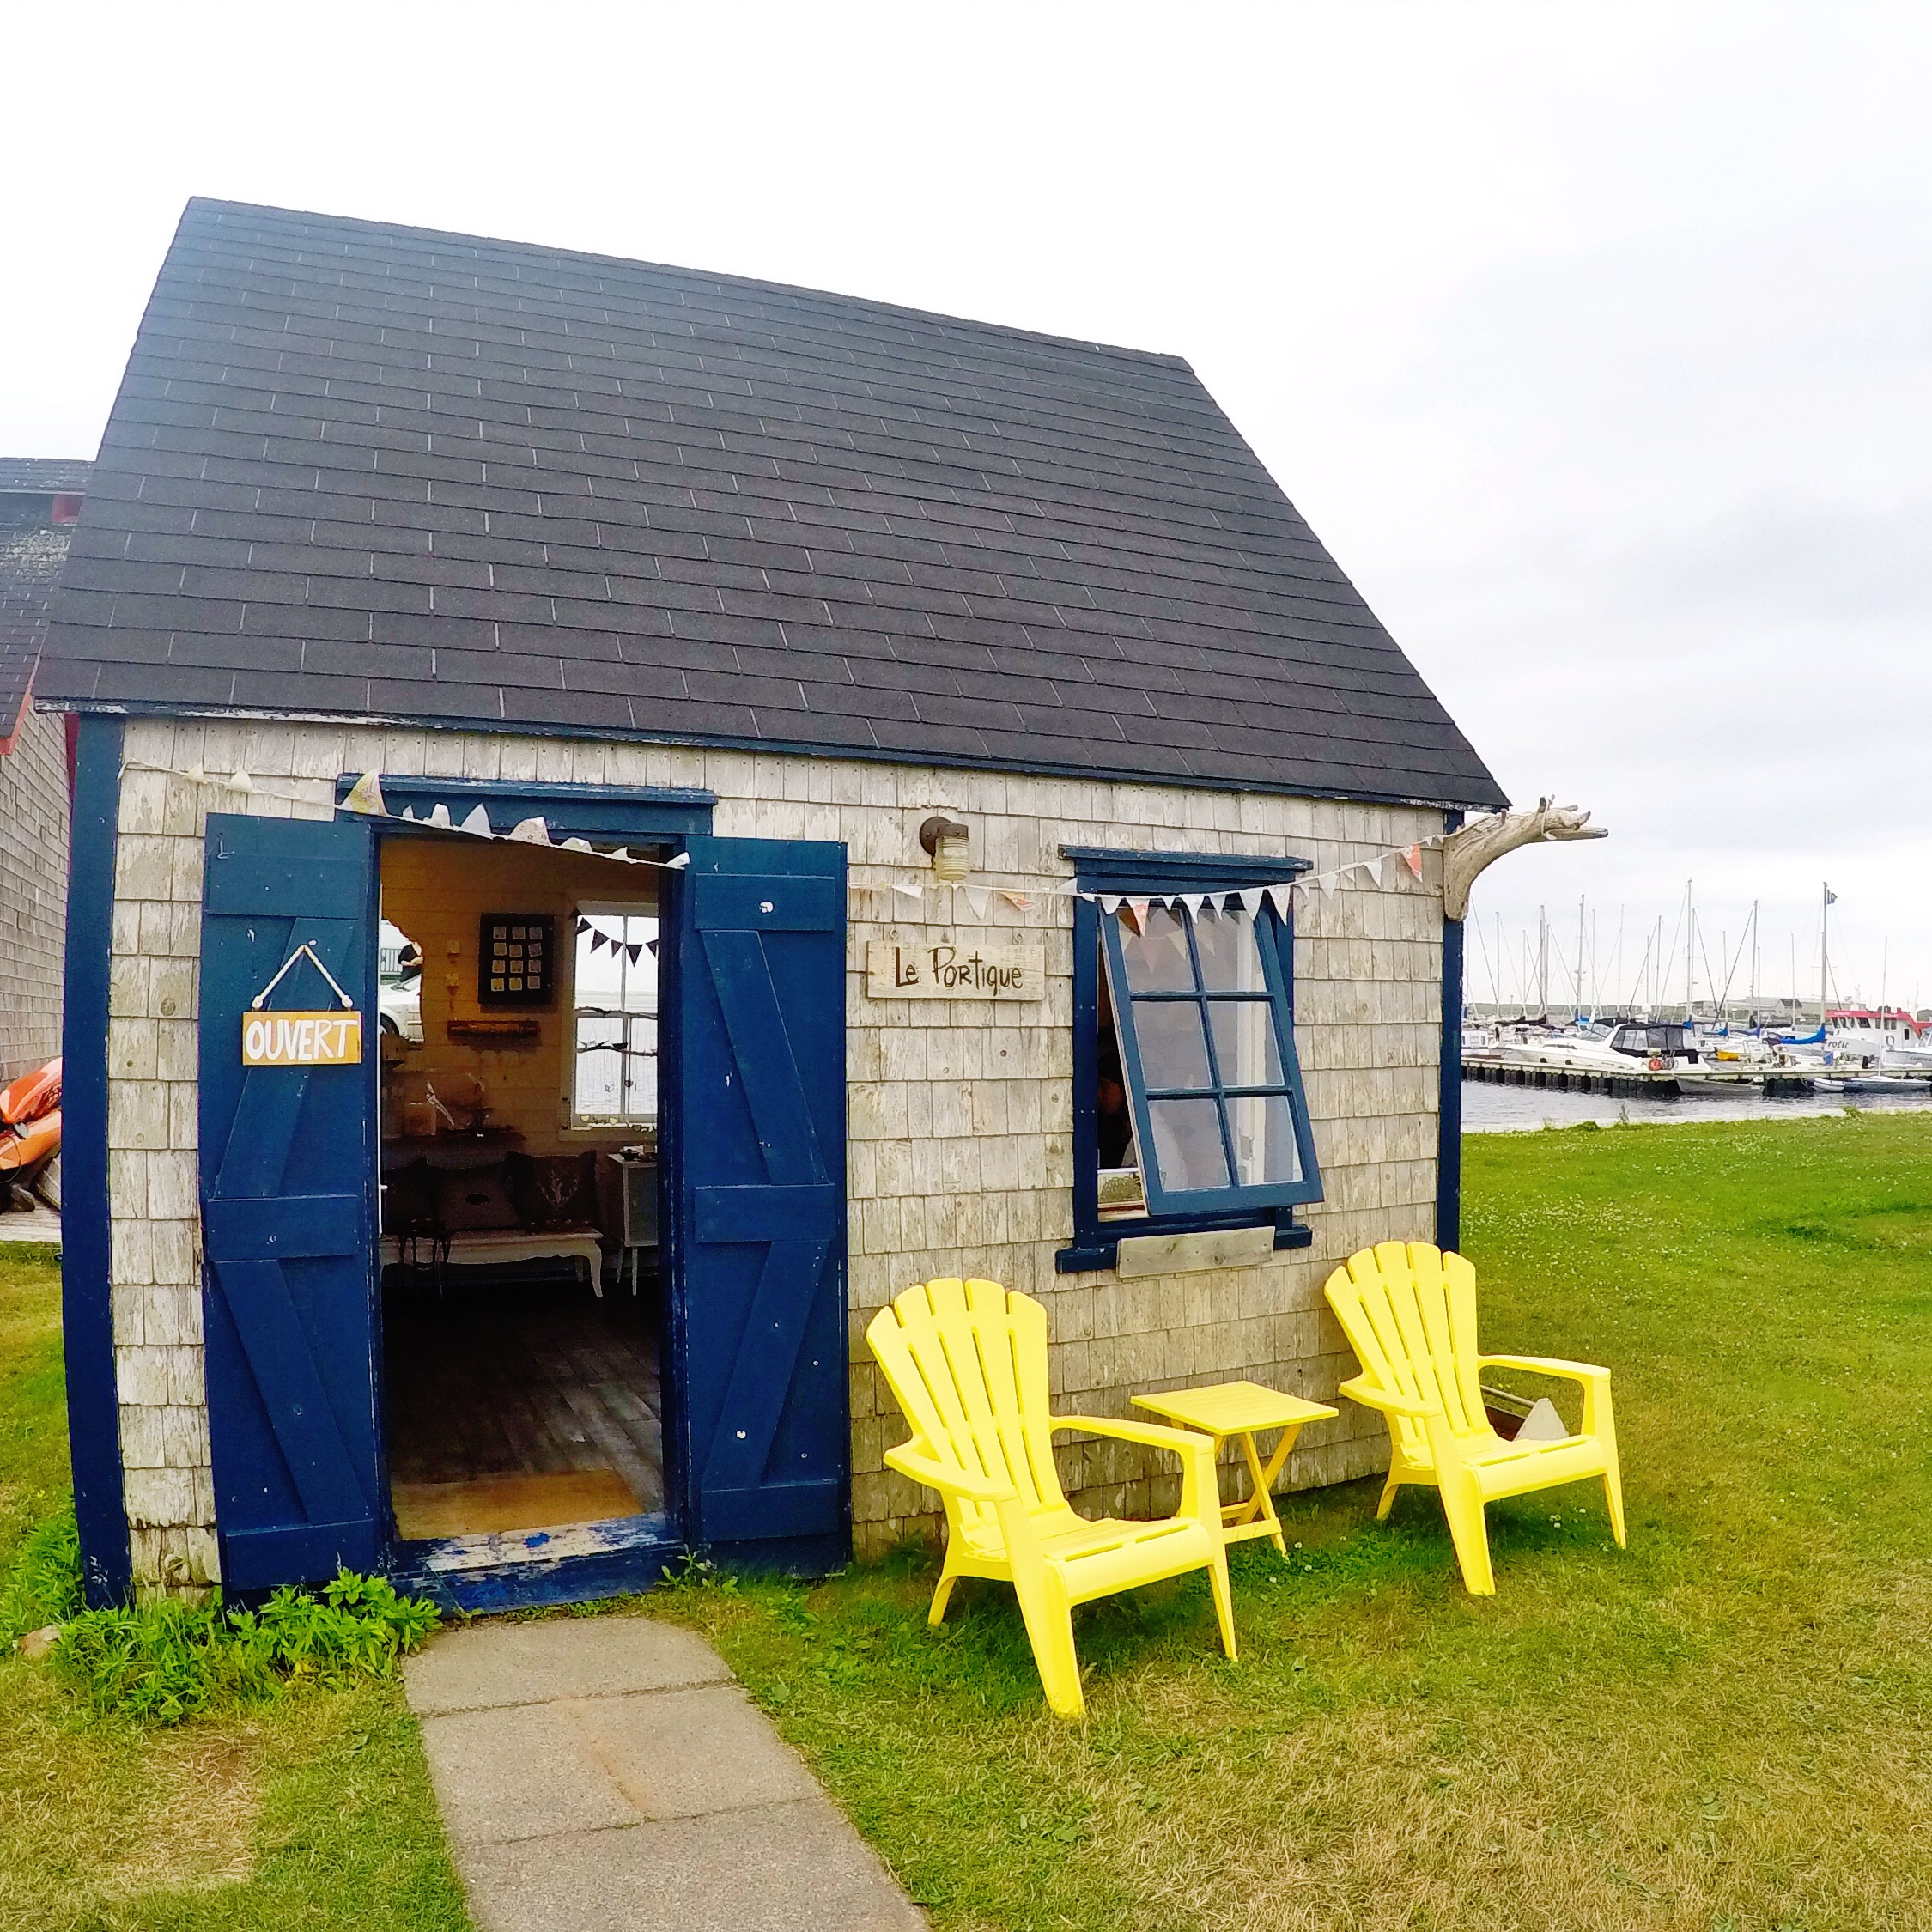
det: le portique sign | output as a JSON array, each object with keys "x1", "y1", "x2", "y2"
[{"x1": 866, "y1": 936, "x2": 1045, "y2": 1002}]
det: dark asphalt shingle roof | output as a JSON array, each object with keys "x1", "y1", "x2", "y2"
[
  {"x1": 0, "y1": 462, "x2": 89, "y2": 739},
  {"x1": 0, "y1": 459, "x2": 93, "y2": 495},
  {"x1": 39, "y1": 198, "x2": 1504, "y2": 808}
]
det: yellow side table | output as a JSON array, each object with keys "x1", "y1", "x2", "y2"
[{"x1": 1131, "y1": 1380, "x2": 1338, "y2": 1554}]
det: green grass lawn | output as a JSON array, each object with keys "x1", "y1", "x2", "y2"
[
  {"x1": 6, "y1": 1113, "x2": 1931, "y2": 1929},
  {"x1": 0, "y1": 1245, "x2": 467, "y2": 1932},
  {"x1": 656, "y1": 1113, "x2": 1932, "y2": 1932}
]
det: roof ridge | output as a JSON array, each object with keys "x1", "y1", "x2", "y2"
[{"x1": 182, "y1": 197, "x2": 1197, "y2": 376}]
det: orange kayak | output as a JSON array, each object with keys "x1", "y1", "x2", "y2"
[
  {"x1": 0, "y1": 1058, "x2": 59, "y2": 1127},
  {"x1": 0, "y1": 1109, "x2": 58, "y2": 1172}
]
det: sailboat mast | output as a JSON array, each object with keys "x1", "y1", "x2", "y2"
[
  {"x1": 1684, "y1": 880, "x2": 1696, "y2": 1021},
  {"x1": 1820, "y1": 882, "x2": 1831, "y2": 1027},
  {"x1": 1577, "y1": 895, "x2": 1585, "y2": 1017}
]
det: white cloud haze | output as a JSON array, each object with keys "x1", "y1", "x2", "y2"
[{"x1": 5, "y1": 1, "x2": 1925, "y2": 1005}]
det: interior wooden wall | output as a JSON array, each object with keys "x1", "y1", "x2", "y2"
[{"x1": 379, "y1": 835, "x2": 656, "y2": 1157}]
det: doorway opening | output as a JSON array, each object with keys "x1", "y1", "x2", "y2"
[{"x1": 374, "y1": 830, "x2": 667, "y2": 1546}]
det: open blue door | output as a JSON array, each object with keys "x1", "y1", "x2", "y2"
[
  {"x1": 200, "y1": 813, "x2": 383, "y2": 1590},
  {"x1": 671, "y1": 836, "x2": 848, "y2": 1567}
]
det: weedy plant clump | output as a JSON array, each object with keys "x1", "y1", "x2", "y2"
[
  {"x1": 3, "y1": 1518, "x2": 440, "y2": 1726},
  {"x1": 0, "y1": 1504, "x2": 83, "y2": 1638}
]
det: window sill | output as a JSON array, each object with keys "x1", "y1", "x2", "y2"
[{"x1": 1055, "y1": 1206, "x2": 1311, "y2": 1274}]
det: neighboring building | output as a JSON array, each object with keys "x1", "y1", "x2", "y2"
[
  {"x1": 0, "y1": 459, "x2": 85, "y2": 1084},
  {"x1": 41, "y1": 199, "x2": 1504, "y2": 1607}
]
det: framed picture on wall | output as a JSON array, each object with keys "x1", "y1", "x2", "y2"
[{"x1": 478, "y1": 913, "x2": 557, "y2": 1006}]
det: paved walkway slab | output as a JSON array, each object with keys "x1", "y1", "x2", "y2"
[{"x1": 405, "y1": 1614, "x2": 925, "y2": 1932}]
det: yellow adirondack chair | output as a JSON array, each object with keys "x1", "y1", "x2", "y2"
[
  {"x1": 866, "y1": 1278, "x2": 1236, "y2": 1718},
  {"x1": 1324, "y1": 1242, "x2": 1625, "y2": 1594}
]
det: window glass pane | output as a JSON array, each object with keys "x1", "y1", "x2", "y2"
[
  {"x1": 574, "y1": 911, "x2": 659, "y2": 1122},
  {"x1": 1117, "y1": 904, "x2": 1195, "y2": 993},
  {"x1": 1209, "y1": 998, "x2": 1285, "y2": 1087},
  {"x1": 1194, "y1": 904, "x2": 1267, "y2": 993},
  {"x1": 1227, "y1": 1092, "x2": 1303, "y2": 1186},
  {"x1": 1147, "y1": 1098, "x2": 1231, "y2": 1191},
  {"x1": 1133, "y1": 999, "x2": 1213, "y2": 1089}
]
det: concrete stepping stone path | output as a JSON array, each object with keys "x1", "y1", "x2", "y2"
[{"x1": 405, "y1": 1616, "x2": 926, "y2": 1932}]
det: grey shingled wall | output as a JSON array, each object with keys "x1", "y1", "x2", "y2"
[
  {"x1": 0, "y1": 698, "x2": 68, "y2": 1082},
  {"x1": 102, "y1": 718, "x2": 1441, "y2": 1592}
]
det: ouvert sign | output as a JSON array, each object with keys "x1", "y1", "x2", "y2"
[
  {"x1": 241, "y1": 1011, "x2": 365, "y2": 1067},
  {"x1": 865, "y1": 937, "x2": 1045, "y2": 1002}
]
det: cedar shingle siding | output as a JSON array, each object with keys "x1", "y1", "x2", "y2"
[
  {"x1": 0, "y1": 462, "x2": 83, "y2": 1082},
  {"x1": 41, "y1": 199, "x2": 1503, "y2": 810}
]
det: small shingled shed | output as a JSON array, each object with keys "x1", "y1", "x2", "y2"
[
  {"x1": 0, "y1": 458, "x2": 87, "y2": 1087},
  {"x1": 40, "y1": 198, "x2": 1505, "y2": 1607}
]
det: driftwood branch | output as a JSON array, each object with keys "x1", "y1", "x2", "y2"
[{"x1": 1440, "y1": 799, "x2": 1607, "y2": 922}]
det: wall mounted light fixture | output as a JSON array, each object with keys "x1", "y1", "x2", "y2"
[{"x1": 919, "y1": 814, "x2": 972, "y2": 882}]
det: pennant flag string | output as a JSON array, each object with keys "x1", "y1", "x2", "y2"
[{"x1": 302, "y1": 772, "x2": 699, "y2": 872}]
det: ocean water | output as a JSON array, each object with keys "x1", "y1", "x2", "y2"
[{"x1": 1462, "y1": 1076, "x2": 1932, "y2": 1133}]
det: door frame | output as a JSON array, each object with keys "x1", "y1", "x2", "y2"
[{"x1": 348, "y1": 776, "x2": 718, "y2": 1612}]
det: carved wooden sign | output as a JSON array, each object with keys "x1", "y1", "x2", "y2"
[{"x1": 866, "y1": 938, "x2": 1045, "y2": 1001}]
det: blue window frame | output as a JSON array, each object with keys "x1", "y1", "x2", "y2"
[{"x1": 1059, "y1": 847, "x2": 1322, "y2": 1273}]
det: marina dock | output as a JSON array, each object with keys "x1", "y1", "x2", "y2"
[{"x1": 1463, "y1": 1057, "x2": 1932, "y2": 1099}]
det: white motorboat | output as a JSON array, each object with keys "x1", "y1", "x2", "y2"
[
  {"x1": 1771, "y1": 1007, "x2": 1932, "y2": 1072},
  {"x1": 1497, "y1": 1021, "x2": 1696, "y2": 1076}
]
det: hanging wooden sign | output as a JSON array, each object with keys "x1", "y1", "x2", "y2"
[
  {"x1": 242, "y1": 942, "x2": 364, "y2": 1066},
  {"x1": 866, "y1": 937, "x2": 1046, "y2": 1001},
  {"x1": 242, "y1": 1010, "x2": 365, "y2": 1066}
]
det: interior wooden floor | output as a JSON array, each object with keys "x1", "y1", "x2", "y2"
[{"x1": 382, "y1": 1269, "x2": 665, "y2": 1540}]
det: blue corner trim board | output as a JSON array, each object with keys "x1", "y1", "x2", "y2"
[
  {"x1": 1437, "y1": 811, "x2": 1466, "y2": 1253},
  {"x1": 64, "y1": 714, "x2": 131, "y2": 1607}
]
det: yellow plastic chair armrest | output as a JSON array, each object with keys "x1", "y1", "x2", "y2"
[
  {"x1": 1479, "y1": 1353, "x2": 1612, "y2": 1384},
  {"x1": 883, "y1": 1442, "x2": 1018, "y2": 1505},
  {"x1": 1338, "y1": 1375, "x2": 1442, "y2": 1420},
  {"x1": 1052, "y1": 1414, "x2": 1209, "y2": 1457},
  {"x1": 1051, "y1": 1414, "x2": 1220, "y2": 1525}
]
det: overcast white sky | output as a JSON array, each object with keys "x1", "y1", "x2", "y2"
[{"x1": 7, "y1": 2, "x2": 1926, "y2": 1010}]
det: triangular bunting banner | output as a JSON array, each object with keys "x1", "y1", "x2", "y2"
[
  {"x1": 1239, "y1": 886, "x2": 1264, "y2": 916},
  {"x1": 1402, "y1": 843, "x2": 1423, "y2": 877},
  {"x1": 459, "y1": 804, "x2": 493, "y2": 837},
  {"x1": 340, "y1": 771, "x2": 387, "y2": 816}
]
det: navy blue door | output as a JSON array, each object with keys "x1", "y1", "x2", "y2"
[
  {"x1": 671, "y1": 837, "x2": 848, "y2": 1562},
  {"x1": 199, "y1": 813, "x2": 382, "y2": 1589}
]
